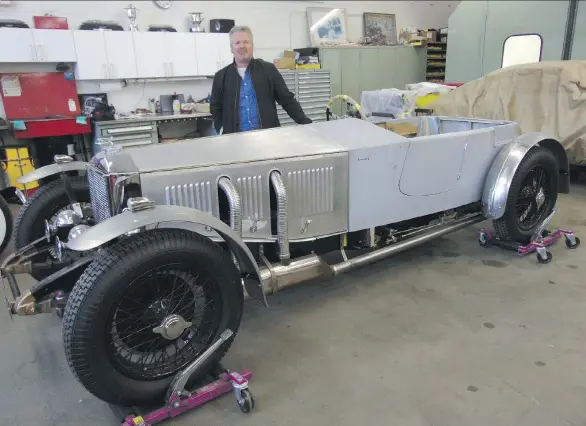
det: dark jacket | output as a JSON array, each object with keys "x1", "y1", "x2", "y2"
[{"x1": 210, "y1": 58, "x2": 312, "y2": 134}]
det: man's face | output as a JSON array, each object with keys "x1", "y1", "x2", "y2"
[{"x1": 231, "y1": 31, "x2": 253, "y2": 63}]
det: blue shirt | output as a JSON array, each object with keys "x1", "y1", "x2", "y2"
[{"x1": 238, "y1": 69, "x2": 260, "y2": 132}]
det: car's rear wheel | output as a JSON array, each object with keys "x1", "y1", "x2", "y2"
[
  {"x1": 62, "y1": 229, "x2": 244, "y2": 406},
  {"x1": 14, "y1": 176, "x2": 91, "y2": 280},
  {"x1": 493, "y1": 146, "x2": 559, "y2": 244}
]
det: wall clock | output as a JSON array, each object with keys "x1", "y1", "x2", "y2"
[{"x1": 154, "y1": 1, "x2": 172, "y2": 9}]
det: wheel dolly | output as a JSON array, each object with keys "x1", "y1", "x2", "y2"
[
  {"x1": 478, "y1": 208, "x2": 580, "y2": 264},
  {"x1": 120, "y1": 329, "x2": 255, "y2": 426}
]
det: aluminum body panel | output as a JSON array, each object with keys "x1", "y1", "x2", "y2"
[
  {"x1": 139, "y1": 153, "x2": 349, "y2": 241},
  {"x1": 123, "y1": 125, "x2": 345, "y2": 173},
  {"x1": 309, "y1": 117, "x2": 520, "y2": 231},
  {"x1": 17, "y1": 161, "x2": 89, "y2": 184},
  {"x1": 65, "y1": 205, "x2": 267, "y2": 306}
]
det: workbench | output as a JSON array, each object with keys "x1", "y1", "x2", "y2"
[{"x1": 92, "y1": 111, "x2": 212, "y2": 154}]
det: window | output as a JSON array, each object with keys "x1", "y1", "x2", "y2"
[{"x1": 501, "y1": 34, "x2": 543, "y2": 68}]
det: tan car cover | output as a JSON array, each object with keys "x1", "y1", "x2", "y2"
[{"x1": 428, "y1": 61, "x2": 586, "y2": 165}]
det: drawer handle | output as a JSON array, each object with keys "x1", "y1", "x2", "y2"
[{"x1": 106, "y1": 125, "x2": 154, "y2": 134}]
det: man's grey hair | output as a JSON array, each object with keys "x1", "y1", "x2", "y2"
[{"x1": 229, "y1": 25, "x2": 254, "y2": 44}]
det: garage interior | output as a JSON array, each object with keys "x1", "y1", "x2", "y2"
[{"x1": 0, "y1": 1, "x2": 585, "y2": 425}]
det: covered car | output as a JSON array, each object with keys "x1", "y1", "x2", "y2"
[{"x1": 427, "y1": 60, "x2": 586, "y2": 166}]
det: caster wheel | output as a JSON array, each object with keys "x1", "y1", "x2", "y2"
[
  {"x1": 565, "y1": 236, "x2": 580, "y2": 250},
  {"x1": 56, "y1": 307, "x2": 64, "y2": 318},
  {"x1": 537, "y1": 251, "x2": 553, "y2": 264},
  {"x1": 478, "y1": 233, "x2": 489, "y2": 248},
  {"x1": 238, "y1": 389, "x2": 255, "y2": 413}
]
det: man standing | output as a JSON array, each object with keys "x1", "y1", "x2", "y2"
[{"x1": 210, "y1": 26, "x2": 312, "y2": 135}]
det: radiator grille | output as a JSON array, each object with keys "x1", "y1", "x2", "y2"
[
  {"x1": 87, "y1": 168, "x2": 112, "y2": 223},
  {"x1": 165, "y1": 182, "x2": 213, "y2": 213},
  {"x1": 287, "y1": 167, "x2": 334, "y2": 217},
  {"x1": 236, "y1": 175, "x2": 263, "y2": 219}
]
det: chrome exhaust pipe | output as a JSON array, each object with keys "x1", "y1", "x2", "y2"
[
  {"x1": 218, "y1": 177, "x2": 242, "y2": 267},
  {"x1": 331, "y1": 214, "x2": 484, "y2": 275},
  {"x1": 270, "y1": 171, "x2": 290, "y2": 265},
  {"x1": 250, "y1": 214, "x2": 484, "y2": 298},
  {"x1": 260, "y1": 254, "x2": 331, "y2": 294}
]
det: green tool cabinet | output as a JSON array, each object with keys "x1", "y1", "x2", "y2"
[{"x1": 318, "y1": 45, "x2": 426, "y2": 114}]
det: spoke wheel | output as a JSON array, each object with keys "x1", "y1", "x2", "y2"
[
  {"x1": 106, "y1": 264, "x2": 222, "y2": 381},
  {"x1": 515, "y1": 166, "x2": 550, "y2": 232},
  {"x1": 492, "y1": 146, "x2": 559, "y2": 244},
  {"x1": 62, "y1": 229, "x2": 243, "y2": 406}
]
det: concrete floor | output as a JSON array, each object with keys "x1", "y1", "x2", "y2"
[{"x1": 1, "y1": 184, "x2": 585, "y2": 426}]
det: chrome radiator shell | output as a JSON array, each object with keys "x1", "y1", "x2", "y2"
[
  {"x1": 87, "y1": 149, "x2": 142, "y2": 224},
  {"x1": 87, "y1": 168, "x2": 112, "y2": 223}
]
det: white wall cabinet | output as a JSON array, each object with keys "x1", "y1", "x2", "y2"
[
  {"x1": 195, "y1": 33, "x2": 232, "y2": 76},
  {"x1": 73, "y1": 31, "x2": 138, "y2": 80},
  {"x1": 103, "y1": 32, "x2": 138, "y2": 79},
  {"x1": 0, "y1": 29, "x2": 231, "y2": 80},
  {"x1": 32, "y1": 29, "x2": 77, "y2": 62},
  {"x1": 133, "y1": 32, "x2": 199, "y2": 79},
  {"x1": 133, "y1": 32, "x2": 167, "y2": 78},
  {"x1": 0, "y1": 28, "x2": 76, "y2": 63},
  {"x1": 165, "y1": 33, "x2": 199, "y2": 77}
]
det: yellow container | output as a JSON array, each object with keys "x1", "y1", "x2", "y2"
[
  {"x1": 416, "y1": 93, "x2": 441, "y2": 108},
  {"x1": 3, "y1": 147, "x2": 39, "y2": 191}
]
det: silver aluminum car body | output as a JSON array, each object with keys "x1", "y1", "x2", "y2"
[{"x1": 18, "y1": 116, "x2": 569, "y2": 305}]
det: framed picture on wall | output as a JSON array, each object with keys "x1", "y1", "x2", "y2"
[
  {"x1": 79, "y1": 93, "x2": 108, "y2": 115},
  {"x1": 363, "y1": 12, "x2": 397, "y2": 45},
  {"x1": 307, "y1": 7, "x2": 349, "y2": 46}
]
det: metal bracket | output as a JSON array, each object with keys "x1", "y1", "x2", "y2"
[{"x1": 165, "y1": 329, "x2": 234, "y2": 404}]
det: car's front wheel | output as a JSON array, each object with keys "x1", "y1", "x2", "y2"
[
  {"x1": 62, "y1": 229, "x2": 244, "y2": 406},
  {"x1": 493, "y1": 146, "x2": 559, "y2": 244}
]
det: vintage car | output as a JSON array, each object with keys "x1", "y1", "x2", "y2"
[{"x1": 2, "y1": 115, "x2": 570, "y2": 407}]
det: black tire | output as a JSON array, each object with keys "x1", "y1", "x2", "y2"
[
  {"x1": 0, "y1": 194, "x2": 14, "y2": 254},
  {"x1": 238, "y1": 389, "x2": 255, "y2": 413},
  {"x1": 13, "y1": 176, "x2": 90, "y2": 280},
  {"x1": 492, "y1": 147, "x2": 558, "y2": 244},
  {"x1": 62, "y1": 229, "x2": 244, "y2": 406}
]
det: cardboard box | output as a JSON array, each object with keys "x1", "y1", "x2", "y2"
[
  {"x1": 283, "y1": 50, "x2": 297, "y2": 59},
  {"x1": 426, "y1": 30, "x2": 438, "y2": 42},
  {"x1": 273, "y1": 57, "x2": 296, "y2": 70},
  {"x1": 387, "y1": 122, "x2": 418, "y2": 136}
]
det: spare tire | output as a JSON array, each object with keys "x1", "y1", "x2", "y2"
[
  {"x1": 62, "y1": 228, "x2": 244, "y2": 406},
  {"x1": 492, "y1": 146, "x2": 559, "y2": 244}
]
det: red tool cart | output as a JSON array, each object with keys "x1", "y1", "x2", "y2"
[{"x1": 0, "y1": 71, "x2": 92, "y2": 172}]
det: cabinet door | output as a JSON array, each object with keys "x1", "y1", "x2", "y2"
[
  {"x1": 359, "y1": 49, "x2": 379, "y2": 93},
  {"x1": 73, "y1": 31, "x2": 109, "y2": 80},
  {"x1": 165, "y1": 33, "x2": 198, "y2": 77},
  {"x1": 216, "y1": 33, "x2": 233, "y2": 69},
  {"x1": 320, "y1": 49, "x2": 342, "y2": 115},
  {"x1": 32, "y1": 29, "x2": 76, "y2": 62},
  {"x1": 133, "y1": 32, "x2": 167, "y2": 78},
  {"x1": 0, "y1": 28, "x2": 36, "y2": 62},
  {"x1": 194, "y1": 33, "x2": 221, "y2": 76},
  {"x1": 103, "y1": 31, "x2": 138, "y2": 79}
]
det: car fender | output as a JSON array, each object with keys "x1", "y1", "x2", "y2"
[
  {"x1": 66, "y1": 205, "x2": 267, "y2": 306},
  {"x1": 482, "y1": 132, "x2": 569, "y2": 220},
  {"x1": 16, "y1": 161, "x2": 89, "y2": 185}
]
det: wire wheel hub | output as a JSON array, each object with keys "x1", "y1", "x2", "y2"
[{"x1": 153, "y1": 314, "x2": 193, "y2": 340}]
